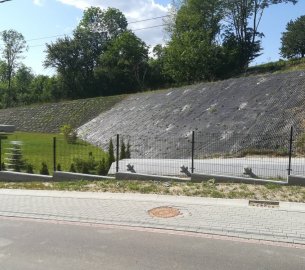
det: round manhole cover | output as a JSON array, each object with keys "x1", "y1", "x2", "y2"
[{"x1": 148, "y1": 206, "x2": 181, "y2": 218}]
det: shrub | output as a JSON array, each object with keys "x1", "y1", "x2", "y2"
[
  {"x1": 56, "y1": 163, "x2": 62, "y2": 171},
  {"x1": 7, "y1": 141, "x2": 26, "y2": 172},
  {"x1": 296, "y1": 133, "x2": 305, "y2": 154},
  {"x1": 70, "y1": 163, "x2": 76, "y2": 173},
  {"x1": 73, "y1": 153, "x2": 97, "y2": 174},
  {"x1": 26, "y1": 163, "x2": 34, "y2": 174},
  {"x1": 97, "y1": 158, "x2": 108, "y2": 175},
  {"x1": 60, "y1": 124, "x2": 77, "y2": 144},
  {"x1": 108, "y1": 138, "x2": 115, "y2": 168},
  {"x1": 126, "y1": 141, "x2": 131, "y2": 158},
  {"x1": 40, "y1": 162, "x2": 49, "y2": 175},
  {"x1": 120, "y1": 139, "x2": 126, "y2": 160}
]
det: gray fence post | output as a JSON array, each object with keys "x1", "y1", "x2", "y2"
[
  {"x1": 288, "y1": 126, "x2": 293, "y2": 176},
  {"x1": 53, "y1": 137, "x2": 56, "y2": 172},
  {"x1": 191, "y1": 131, "x2": 195, "y2": 174},
  {"x1": 0, "y1": 138, "x2": 2, "y2": 171},
  {"x1": 116, "y1": 134, "x2": 120, "y2": 173}
]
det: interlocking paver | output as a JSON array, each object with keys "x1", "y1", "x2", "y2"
[{"x1": 0, "y1": 189, "x2": 305, "y2": 245}]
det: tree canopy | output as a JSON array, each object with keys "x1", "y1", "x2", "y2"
[{"x1": 281, "y1": 15, "x2": 305, "y2": 59}]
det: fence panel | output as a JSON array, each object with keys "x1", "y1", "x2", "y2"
[
  {"x1": 112, "y1": 135, "x2": 193, "y2": 178},
  {"x1": 1, "y1": 136, "x2": 53, "y2": 175},
  {"x1": 56, "y1": 138, "x2": 107, "y2": 175}
]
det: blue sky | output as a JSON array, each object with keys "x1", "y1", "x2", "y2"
[{"x1": 0, "y1": 0, "x2": 303, "y2": 75}]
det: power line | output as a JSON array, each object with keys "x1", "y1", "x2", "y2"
[
  {"x1": 24, "y1": 15, "x2": 169, "y2": 44},
  {"x1": 129, "y1": 15, "x2": 169, "y2": 24},
  {"x1": 26, "y1": 23, "x2": 169, "y2": 49}
]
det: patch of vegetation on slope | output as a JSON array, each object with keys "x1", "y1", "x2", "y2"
[
  {"x1": 247, "y1": 58, "x2": 305, "y2": 76},
  {"x1": 0, "y1": 95, "x2": 124, "y2": 133}
]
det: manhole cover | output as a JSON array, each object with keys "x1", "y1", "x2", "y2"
[
  {"x1": 249, "y1": 200, "x2": 279, "y2": 208},
  {"x1": 148, "y1": 206, "x2": 181, "y2": 218}
]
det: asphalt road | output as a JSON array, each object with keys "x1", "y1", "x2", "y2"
[{"x1": 0, "y1": 218, "x2": 304, "y2": 270}]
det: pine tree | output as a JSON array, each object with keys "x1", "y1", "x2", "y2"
[
  {"x1": 126, "y1": 141, "x2": 131, "y2": 158},
  {"x1": 108, "y1": 138, "x2": 115, "y2": 168},
  {"x1": 7, "y1": 141, "x2": 25, "y2": 172},
  {"x1": 120, "y1": 139, "x2": 126, "y2": 160},
  {"x1": 97, "y1": 158, "x2": 108, "y2": 175}
]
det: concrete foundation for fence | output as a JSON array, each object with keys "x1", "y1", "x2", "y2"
[
  {"x1": 53, "y1": 171, "x2": 115, "y2": 181},
  {"x1": 0, "y1": 125, "x2": 15, "y2": 133},
  {"x1": 0, "y1": 171, "x2": 52, "y2": 182},
  {"x1": 191, "y1": 173, "x2": 288, "y2": 185},
  {"x1": 116, "y1": 172, "x2": 189, "y2": 182},
  {"x1": 288, "y1": 175, "x2": 305, "y2": 186}
]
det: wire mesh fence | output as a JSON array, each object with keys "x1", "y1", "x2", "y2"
[
  {"x1": 0, "y1": 128, "x2": 304, "y2": 180},
  {"x1": 113, "y1": 129, "x2": 305, "y2": 180}
]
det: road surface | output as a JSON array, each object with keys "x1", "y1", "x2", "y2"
[{"x1": 0, "y1": 218, "x2": 305, "y2": 270}]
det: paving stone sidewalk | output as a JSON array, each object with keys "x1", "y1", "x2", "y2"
[{"x1": 0, "y1": 189, "x2": 305, "y2": 245}]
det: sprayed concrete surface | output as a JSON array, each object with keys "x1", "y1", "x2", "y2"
[{"x1": 78, "y1": 71, "x2": 305, "y2": 158}]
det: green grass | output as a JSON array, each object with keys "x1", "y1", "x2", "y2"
[
  {"x1": 247, "y1": 58, "x2": 305, "y2": 75},
  {"x1": 0, "y1": 180, "x2": 305, "y2": 202},
  {"x1": 1, "y1": 132, "x2": 107, "y2": 174}
]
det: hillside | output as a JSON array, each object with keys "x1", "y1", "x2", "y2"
[
  {"x1": 0, "y1": 70, "x2": 305, "y2": 158},
  {"x1": 0, "y1": 95, "x2": 124, "y2": 133},
  {"x1": 77, "y1": 70, "x2": 305, "y2": 157}
]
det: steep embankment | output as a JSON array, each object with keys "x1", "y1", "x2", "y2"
[
  {"x1": 0, "y1": 95, "x2": 124, "y2": 133},
  {"x1": 77, "y1": 71, "x2": 305, "y2": 157},
  {"x1": 0, "y1": 71, "x2": 305, "y2": 157}
]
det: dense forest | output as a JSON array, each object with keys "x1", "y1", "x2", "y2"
[{"x1": 0, "y1": 0, "x2": 302, "y2": 108}]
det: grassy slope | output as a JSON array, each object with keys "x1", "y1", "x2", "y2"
[
  {"x1": 2, "y1": 132, "x2": 107, "y2": 174},
  {"x1": 247, "y1": 58, "x2": 305, "y2": 75},
  {"x1": 0, "y1": 95, "x2": 125, "y2": 133}
]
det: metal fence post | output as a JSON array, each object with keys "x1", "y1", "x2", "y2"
[
  {"x1": 116, "y1": 134, "x2": 120, "y2": 173},
  {"x1": 191, "y1": 131, "x2": 195, "y2": 174},
  {"x1": 0, "y1": 138, "x2": 2, "y2": 171},
  {"x1": 288, "y1": 126, "x2": 293, "y2": 176},
  {"x1": 53, "y1": 137, "x2": 56, "y2": 172}
]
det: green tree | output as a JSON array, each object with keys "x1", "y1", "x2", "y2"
[
  {"x1": 14, "y1": 64, "x2": 34, "y2": 105},
  {"x1": 6, "y1": 141, "x2": 25, "y2": 172},
  {"x1": 120, "y1": 139, "x2": 126, "y2": 160},
  {"x1": 223, "y1": 0, "x2": 298, "y2": 70},
  {"x1": 45, "y1": 7, "x2": 129, "y2": 99},
  {"x1": 281, "y1": 15, "x2": 305, "y2": 59},
  {"x1": 108, "y1": 138, "x2": 115, "y2": 168},
  {"x1": 148, "y1": 45, "x2": 172, "y2": 89},
  {"x1": 163, "y1": 0, "x2": 224, "y2": 83},
  {"x1": 44, "y1": 36, "x2": 81, "y2": 98},
  {"x1": 60, "y1": 124, "x2": 77, "y2": 144},
  {"x1": 126, "y1": 141, "x2": 131, "y2": 159},
  {"x1": 97, "y1": 158, "x2": 108, "y2": 175},
  {"x1": 0, "y1": 30, "x2": 27, "y2": 107},
  {"x1": 97, "y1": 31, "x2": 149, "y2": 92}
]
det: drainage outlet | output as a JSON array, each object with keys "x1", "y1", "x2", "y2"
[
  {"x1": 148, "y1": 206, "x2": 181, "y2": 218},
  {"x1": 249, "y1": 200, "x2": 279, "y2": 208}
]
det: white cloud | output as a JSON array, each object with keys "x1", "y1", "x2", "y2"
[
  {"x1": 33, "y1": 0, "x2": 45, "y2": 6},
  {"x1": 56, "y1": 0, "x2": 170, "y2": 48}
]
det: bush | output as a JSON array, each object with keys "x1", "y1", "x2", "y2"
[
  {"x1": 97, "y1": 158, "x2": 108, "y2": 175},
  {"x1": 296, "y1": 133, "x2": 305, "y2": 154},
  {"x1": 60, "y1": 124, "x2": 77, "y2": 144},
  {"x1": 26, "y1": 163, "x2": 34, "y2": 174},
  {"x1": 70, "y1": 163, "x2": 76, "y2": 173},
  {"x1": 73, "y1": 152, "x2": 97, "y2": 174},
  {"x1": 40, "y1": 162, "x2": 49, "y2": 175},
  {"x1": 56, "y1": 163, "x2": 62, "y2": 171}
]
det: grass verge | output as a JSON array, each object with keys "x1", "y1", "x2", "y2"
[{"x1": 1, "y1": 180, "x2": 305, "y2": 203}]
